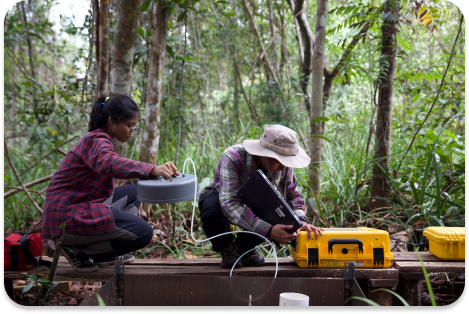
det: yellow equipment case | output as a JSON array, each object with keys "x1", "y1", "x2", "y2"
[
  {"x1": 423, "y1": 227, "x2": 465, "y2": 261},
  {"x1": 290, "y1": 228, "x2": 394, "y2": 268}
]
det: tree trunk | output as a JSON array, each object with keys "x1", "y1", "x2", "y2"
[
  {"x1": 139, "y1": 1, "x2": 167, "y2": 166},
  {"x1": 139, "y1": 0, "x2": 168, "y2": 217},
  {"x1": 370, "y1": 0, "x2": 400, "y2": 210},
  {"x1": 19, "y1": 2, "x2": 37, "y2": 112},
  {"x1": 267, "y1": 0, "x2": 278, "y2": 73},
  {"x1": 309, "y1": 0, "x2": 328, "y2": 199},
  {"x1": 276, "y1": 1, "x2": 287, "y2": 79},
  {"x1": 323, "y1": 21, "x2": 370, "y2": 103},
  {"x1": 287, "y1": 0, "x2": 313, "y2": 113},
  {"x1": 233, "y1": 63, "x2": 240, "y2": 130},
  {"x1": 242, "y1": 0, "x2": 283, "y2": 97},
  {"x1": 111, "y1": 0, "x2": 141, "y2": 157},
  {"x1": 233, "y1": 58, "x2": 260, "y2": 126},
  {"x1": 97, "y1": 0, "x2": 110, "y2": 97}
]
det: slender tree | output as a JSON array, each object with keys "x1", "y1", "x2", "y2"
[
  {"x1": 370, "y1": 0, "x2": 400, "y2": 210},
  {"x1": 287, "y1": 0, "x2": 313, "y2": 112},
  {"x1": 309, "y1": 0, "x2": 328, "y2": 199},
  {"x1": 110, "y1": 0, "x2": 141, "y2": 156},
  {"x1": 97, "y1": 0, "x2": 110, "y2": 97},
  {"x1": 139, "y1": 0, "x2": 168, "y2": 167},
  {"x1": 138, "y1": 0, "x2": 169, "y2": 218}
]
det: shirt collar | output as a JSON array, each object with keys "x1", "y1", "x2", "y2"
[{"x1": 246, "y1": 152, "x2": 257, "y2": 178}]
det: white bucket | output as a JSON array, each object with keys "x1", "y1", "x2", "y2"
[{"x1": 279, "y1": 292, "x2": 309, "y2": 306}]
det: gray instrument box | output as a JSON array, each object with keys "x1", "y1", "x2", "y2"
[{"x1": 137, "y1": 174, "x2": 198, "y2": 204}]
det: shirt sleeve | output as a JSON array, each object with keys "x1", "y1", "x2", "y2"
[
  {"x1": 82, "y1": 135, "x2": 156, "y2": 179},
  {"x1": 218, "y1": 153, "x2": 272, "y2": 236},
  {"x1": 284, "y1": 168, "x2": 307, "y2": 220}
]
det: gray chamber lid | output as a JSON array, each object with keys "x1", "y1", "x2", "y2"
[{"x1": 137, "y1": 173, "x2": 198, "y2": 204}]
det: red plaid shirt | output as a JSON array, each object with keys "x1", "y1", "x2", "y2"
[{"x1": 42, "y1": 128, "x2": 155, "y2": 240}]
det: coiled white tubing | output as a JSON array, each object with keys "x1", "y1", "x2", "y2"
[{"x1": 183, "y1": 157, "x2": 278, "y2": 277}]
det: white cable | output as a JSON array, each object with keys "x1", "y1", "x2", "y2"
[{"x1": 183, "y1": 157, "x2": 279, "y2": 278}]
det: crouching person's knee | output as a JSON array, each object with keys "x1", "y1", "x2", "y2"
[{"x1": 135, "y1": 222, "x2": 153, "y2": 249}]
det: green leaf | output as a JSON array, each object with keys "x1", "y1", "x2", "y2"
[
  {"x1": 22, "y1": 283, "x2": 34, "y2": 294},
  {"x1": 177, "y1": 12, "x2": 185, "y2": 23},
  {"x1": 141, "y1": 0, "x2": 152, "y2": 12},
  {"x1": 345, "y1": 296, "x2": 378, "y2": 306},
  {"x1": 137, "y1": 26, "x2": 145, "y2": 39},
  {"x1": 224, "y1": 11, "x2": 235, "y2": 17},
  {"x1": 312, "y1": 135, "x2": 332, "y2": 143},
  {"x1": 416, "y1": 252, "x2": 436, "y2": 306},
  {"x1": 370, "y1": 288, "x2": 409, "y2": 306},
  {"x1": 311, "y1": 116, "x2": 329, "y2": 125},
  {"x1": 97, "y1": 293, "x2": 106, "y2": 306},
  {"x1": 166, "y1": 45, "x2": 174, "y2": 59}
]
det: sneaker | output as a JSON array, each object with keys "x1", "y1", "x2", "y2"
[
  {"x1": 219, "y1": 244, "x2": 242, "y2": 269},
  {"x1": 61, "y1": 248, "x2": 99, "y2": 273},
  {"x1": 94, "y1": 254, "x2": 135, "y2": 266},
  {"x1": 237, "y1": 243, "x2": 265, "y2": 267}
]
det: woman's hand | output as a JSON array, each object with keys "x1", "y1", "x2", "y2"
[
  {"x1": 150, "y1": 161, "x2": 180, "y2": 178},
  {"x1": 299, "y1": 222, "x2": 324, "y2": 240},
  {"x1": 270, "y1": 224, "x2": 298, "y2": 244}
]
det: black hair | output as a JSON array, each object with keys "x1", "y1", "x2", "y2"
[{"x1": 88, "y1": 94, "x2": 140, "y2": 132}]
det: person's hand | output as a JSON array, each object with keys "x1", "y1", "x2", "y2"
[
  {"x1": 270, "y1": 224, "x2": 298, "y2": 244},
  {"x1": 150, "y1": 161, "x2": 180, "y2": 178},
  {"x1": 299, "y1": 221, "x2": 324, "y2": 240}
]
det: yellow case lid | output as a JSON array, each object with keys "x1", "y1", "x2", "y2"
[{"x1": 423, "y1": 227, "x2": 465, "y2": 243}]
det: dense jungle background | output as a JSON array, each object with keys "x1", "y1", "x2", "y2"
[{"x1": 3, "y1": 0, "x2": 465, "y2": 266}]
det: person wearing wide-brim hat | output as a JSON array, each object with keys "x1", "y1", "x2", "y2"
[{"x1": 198, "y1": 125, "x2": 324, "y2": 269}]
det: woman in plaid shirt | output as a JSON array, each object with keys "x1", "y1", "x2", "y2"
[{"x1": 43, "y1": 95, "x2": 178, "y2": 272}]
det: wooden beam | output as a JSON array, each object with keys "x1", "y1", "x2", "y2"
[
  {"x1": 392, "y1": 252, "x2": 441, "y2": 262},
  {"x1": 395, "y1": 261, "x2": 465, "y2": 273}
]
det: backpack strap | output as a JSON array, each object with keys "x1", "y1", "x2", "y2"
[
  {"x1": 19, "y1": 234, "x2": 52, "y2": 268},
  {"x1": 4, "y1": 246, "x2": 30, "y2": 270}
]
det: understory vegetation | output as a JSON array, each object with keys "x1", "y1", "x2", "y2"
[{"x1": 3, "y1": 0, "x2": 465, "y2": 259}]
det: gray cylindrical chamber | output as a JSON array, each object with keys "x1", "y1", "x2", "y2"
[{"x1": 137, "y1": 174, "x2": 198, "y2": 204}]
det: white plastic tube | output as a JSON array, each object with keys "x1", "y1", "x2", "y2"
[{"x1": 183, "y1": 158, "x2": 279, "y2": 277}]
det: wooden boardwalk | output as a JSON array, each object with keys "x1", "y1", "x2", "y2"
[{"x1": 5, "y1": 251, "x2": 464, "y2": 306}]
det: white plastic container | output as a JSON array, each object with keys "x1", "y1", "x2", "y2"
[{"x1": 279, "y1": 293, "x2": 309, "y2": 306}]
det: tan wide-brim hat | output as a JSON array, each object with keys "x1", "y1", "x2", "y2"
[{"x1": 244, "y1": 125, "x2": 311, "y2": 168}]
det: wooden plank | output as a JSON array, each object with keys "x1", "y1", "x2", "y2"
[
  {"x1": 392, "y1": 252, "x2": 441, "y2": 262},
  {"x1": 395, "y1": 261, "x2": 465, "y2": 273},
  {"x1": 44, "y1": 252, "x2": 442, "y2": 264},
  {"x1": 5, "y1": 264, "x2": 399, "y2": 281},
  {"x1": 368, "y1": 288, "x2": 392, "y2": 306},
  {"x1": 368, "y1": 279, "x2": 399, "y2": 288},
  {"x1": 397, "y1": 278, "x2": 422, "y2": 306},
  {"x1": 123, "y1": 275, "x2": 346, "y2": 306},
  {"x1": 42, "y1": 256, "x2": 296, "y2": 266}
]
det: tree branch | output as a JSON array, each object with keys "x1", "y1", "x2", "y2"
[
  {"x1": 242, "y1": 0, "x2": 283, "y2": 96},
  {"x1": 4, "y1": 174, "x2": 54, "y2": 199},
  {"x1": 4, "y1": 136, "x2": 43, "y2": 214},
  {"x1": 20, "y1": 136, "x2": 77, "y2": 176}
]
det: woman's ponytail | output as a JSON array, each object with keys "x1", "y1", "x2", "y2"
[{"x1": 88, "y1": 95, "x2": 140, "y2": 132}]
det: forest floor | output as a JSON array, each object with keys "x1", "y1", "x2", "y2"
[{"x1": 8, "y1": 215, "x2": 465, "y2": 306}]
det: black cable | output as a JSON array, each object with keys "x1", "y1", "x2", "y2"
[{"x1": 390, "y1": 236, "x2": 426, "y2": 251}]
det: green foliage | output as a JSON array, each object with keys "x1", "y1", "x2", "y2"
[
  {"x1": 3, "y1": 0, "x2": 465, "y2": 265},
  {"x1": 22, "y1": 274, "x2": 59, "y2": 294}
]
